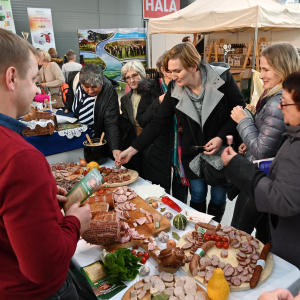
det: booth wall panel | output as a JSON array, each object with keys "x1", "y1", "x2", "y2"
[{"x1": 11, "y1": 0, "x2": 143, "y2": 62}]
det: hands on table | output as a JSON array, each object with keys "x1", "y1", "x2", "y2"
[
  {"x1": 258, "y1": 288, "x2": 300, "y2": 300},
  {"x1": 57, "y1": 185, "x2": 92, "y2": 233},
  {"x1": 231, "y1": 105, "x2": 248, "y2": 123}
]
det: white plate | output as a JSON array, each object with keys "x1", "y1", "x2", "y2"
[
  {"x1": 183, "y1": 208, "x2": 214, "y2": 224},
  {"x1": 134, "y1": 184, "x2": 165, "y2": 200}
]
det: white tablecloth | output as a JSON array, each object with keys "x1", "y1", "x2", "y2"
[{"x1": 47, "y1": 150, "x2": 300, "y2": 299}]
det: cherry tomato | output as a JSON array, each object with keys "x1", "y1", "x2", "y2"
[
  {"x1": 98, "y1": 189, "x2": 105, "y2": 195},
  {"x1": 110, "y1": 249, "x2": 116, "y2": 252},
  {"x1": 56, "y1": 167, "x2": 61, "y2": 170},
  {"x1": 222, "y1": 237, "x2": 229, "y2": 243},
  {"x1": 104, "y1": 177, "x2": 108, "y2": 182},
  {"x1": 223, "y1": 242, "x2": 230, "y2": 249},
  {"x1": 131, "y1": 249, "x2": 136, "y2": 255},
  {"x1": 75, "y1": 170, "x2": 80, "y2": 174},
  {"x1": 143, "y1": 252, "x2": 150, "y2": 260},
  {"x1": 210, "y1": 234, "x2": 216, "y2": 241},
  {"x1": 137, "y1": 251, "x2": 144, "y2": 257},
  {"x1": 216, "y1": 242, "x2": 223, "y2": 249},
  {"x1": 204, "y1": 235, "x2": 211, "y2": 241},
  {"x1": 215, "y1": 235, "x2": 222, "y2": 242},
  {"x1": 141, "y1": 257, "x2": 147, "y2": 264},
  {"x1": 83, "y1": 170, "x2": 88, "y2": 176}
]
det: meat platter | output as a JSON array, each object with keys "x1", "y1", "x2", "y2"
[
  {"x1": 82, "y1": 186, "x2": 171, "y2": 263},
  {"x1": 177, "y1": 227, "x2": 273, "y2": 291},
  {"x1": 102, "y1": 169, "x2": 139, "y2": 188},
  {"x1": 122, "y1": 273, "x2": 209, "y2": 300}
]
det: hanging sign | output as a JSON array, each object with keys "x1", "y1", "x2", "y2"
[
  {"x1": 0, "y1": 0, "x2": 16, "y2": 33},
  {"x1": 143, "y1": 0, "x2": 180, "y2": 19},
  {"x1": 27, "y1": 7, "x2": 56, "y2": 50}
]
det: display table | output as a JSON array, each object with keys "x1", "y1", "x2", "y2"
[
  {"x1": 25, "y1": 131, "x2": 87, "y2": 156},
  {"x1": 47, "y1": 152, "x2": 300, "y2": 299}
]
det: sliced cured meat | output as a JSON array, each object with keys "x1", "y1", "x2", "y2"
[
  {"x1": 231, "y1": 276, "x2": 242, "y2": 286},
  {"x1": 237, "y1": 252, "x2": 247, "y2": 259},
  {"x1": 224, "y1": 267, "x2": 234, "y2": 276},
  {"x1": 220, "y1": 249, "x2": 228, "y2": 258},
  {"x1": 181, "y1": 243, "x2": 194, "y2": 250},
  {"x1": 184, "y1": 235, "x2": 196, "y2": 244},
  {"x1": 218, "y1": 261, "x2": 226, "y2": 269}
]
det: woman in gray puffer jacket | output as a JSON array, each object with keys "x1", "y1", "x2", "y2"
[{"x1": 230, "y1": 43, "x2": 300, "y2": 243}]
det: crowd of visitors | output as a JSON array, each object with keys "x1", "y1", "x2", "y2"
[{"x1": 1, "y1": 26, "x2": 300, "y2": 299}]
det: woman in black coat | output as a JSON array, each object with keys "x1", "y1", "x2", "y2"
[
  {"x1": 136, "y1": 52, "x2": 189, "y2": 202},
  {"x1": 118, "y1": 43, "x2": 245, "y2": 222}
]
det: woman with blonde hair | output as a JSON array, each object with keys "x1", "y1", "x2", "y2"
[
  {"x1": 230, "y1": 43, "x2": 300, "y2": 243},
  {"x1": 118, "y1": 42, "x2": 245, "y2": 222},
  {"x1": 35, "y1": 49, "x2": 65, "y2": 107}
]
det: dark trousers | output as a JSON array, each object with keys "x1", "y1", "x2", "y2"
[
  {"x1": 231, "y1": 191, "x2": 270, "y2": 244},
  {"x1": 45, "y1": 272, "x2": 79, "y2": 300}
]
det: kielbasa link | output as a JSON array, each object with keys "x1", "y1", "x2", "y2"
[
  {"x1": 195, "y1": 222, "x2": 217, "y2": 231},
  {"x1": 189, "y1": 241, "x2": 216, "y2": 277},
  {"x1": 189, "y1": 254, "x2": 200, "y2": 277},
  {"x1": 250, "y1": 243, "x2": 272, "y2": 289}
]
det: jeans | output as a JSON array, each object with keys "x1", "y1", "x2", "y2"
[
  {"x1": 189, "y1": 178, "x2": 227, "y2": 205},
  {"x1": 45, "y1": 272, "x2": 79, "y2": 300}
]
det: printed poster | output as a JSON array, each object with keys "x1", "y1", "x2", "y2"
[
  {"x1": 27, "y1": 7, "x2": 56, "y2": 50},
  {"x1": 0, "y1": 0, "x2": 16, "y2": 33},
  {"x1": 78, "y1": 28, "x2": 146, "y2": 91}
]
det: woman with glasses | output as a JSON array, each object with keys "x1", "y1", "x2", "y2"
[
  {"x1": 119, "y1": 60, "x2": 146, "y2": 172},
  {"x1": 222, "y1": 71, "x2": 300, "y2": 269},
  {"x1": 229, "y1": 43, "x2": 300, "y2": 243}
]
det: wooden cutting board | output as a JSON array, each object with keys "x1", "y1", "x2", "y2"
[
  {"x1": 103, "y1": 192, "x2": 171, "y2": 263},
  {"x1": 103, "y1": 169, "x2": 139, "y2": 187},
  {"x1": 177, "y1": 231, "x2": 273, "y2": 291},
  {"x1": 122, "y1": 275, "x2": 209, "y2": 300}
]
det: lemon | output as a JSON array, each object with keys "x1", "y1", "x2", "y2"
[
  {"x1": 207, "y1": 268, "x2": 230, "y2": 300},
  {"x1": 86, "y1": 161, "x2": 99, "y2": 172}
]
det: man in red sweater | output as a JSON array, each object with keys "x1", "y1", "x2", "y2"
[{"x1": 0, "y1": 29, "x2": 92, "y2": 299}]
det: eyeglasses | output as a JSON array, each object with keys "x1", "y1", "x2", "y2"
[
  {"x1": 279, "y1": 98, "x2": 297, "y2": 109},
  {"x1": 124, "y1": 73, "x2": 140, "y2": 82}
]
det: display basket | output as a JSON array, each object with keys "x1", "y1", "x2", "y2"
[{"x1": 23, "y1": 111, "x2": 57, "y2": 137}]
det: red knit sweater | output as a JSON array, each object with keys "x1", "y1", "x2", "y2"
[{"x1": 0, "y1": 125, "x2": 81, "y2": 299}]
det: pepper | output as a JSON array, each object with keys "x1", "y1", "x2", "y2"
[{"x1": 161, "y1": 196, "x2": 182, "y2": 213}]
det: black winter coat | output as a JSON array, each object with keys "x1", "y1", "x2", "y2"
[
  {"x1": 65, "y1": 74, "x2": 121, "y2": 153},
  {"x1": 136, "y1": 76, "x2": 173, "y2": 191},
  {"x1": 132, "y1": 61, "x2": 245, "y2": 179}
]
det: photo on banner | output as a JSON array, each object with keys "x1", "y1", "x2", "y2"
[
  {"x1": 27, "y1": 7, "x2": 56, "y2": 51},
  {"x1": 0, "y1": 0, "x2": 16, "y2": 33},
  {"x1": 77, "y1": 28, "x2": 146, "y2": 91}
]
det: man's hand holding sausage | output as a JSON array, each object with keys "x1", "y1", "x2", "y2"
[{"x1": 221, "y1": 146, "x2": 238, "y2": 166}]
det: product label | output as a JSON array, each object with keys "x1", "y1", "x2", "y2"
[
  {"x1": 256, "y1": 259, "x2": 266, "y2": 269},
  {"x1": 197, "y1": 226, "x2": 207, "y2": 234},
  {"x1": 195, "y1": 248, "x2": 205, "y2": 257},
  {"x1": 64, "y1": 167, "x2": 105, "y2": 212}
]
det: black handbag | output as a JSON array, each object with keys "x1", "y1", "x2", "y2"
[{"x1": 199, "y1": 156, "x2": 227, "y2": 187}]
